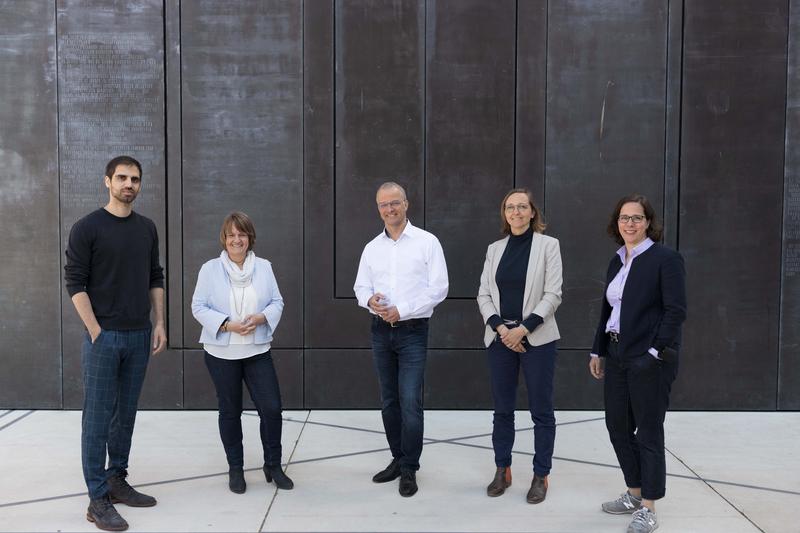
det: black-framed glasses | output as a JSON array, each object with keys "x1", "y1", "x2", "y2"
[{"x1": 618, "y1": 215, "x2": 646, "y2": 224}]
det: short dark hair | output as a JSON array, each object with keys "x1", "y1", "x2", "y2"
[
  {"x1": 105, "y1": 155, "x2": 142, "y2": 179},
  {"x1": 500, "y1": 188, "x2": 546, "y2": 235},
  {"x1": 219, "y1": 211, "x2": 256, "y2": 252},
  {"x1": 606, "y1": 193, "x2": 663, "y2": 245}
]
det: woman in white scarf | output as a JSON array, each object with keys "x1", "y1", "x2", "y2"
[{"x1": 191, "y1": 212, "x2": 293, "y2": 494}]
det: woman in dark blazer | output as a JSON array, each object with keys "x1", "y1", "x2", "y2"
[
  {"x1": 589, "y1": 194, "x2": 686, "y2": 533},
  {"x1": 477, "y1": 188, "x2": 562, "y2": 504}
]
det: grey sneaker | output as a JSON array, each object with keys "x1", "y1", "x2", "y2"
[
  {"x1": 602, "y1": 491, "x2": 642, "y2": 514},
  {"x1": 627, "y1": 507, "x2": 658, "y2": 533}
]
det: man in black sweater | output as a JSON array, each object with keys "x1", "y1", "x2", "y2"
[{"x1": 64, "y1": 155, "x2": 166, "y2": 532}]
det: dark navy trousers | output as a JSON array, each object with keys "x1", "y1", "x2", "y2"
[
  {"x1": 488, "y1": 339, "x2": 556, "y2": 476},
  {"x1": 371, "y1": 317, "x2": 428, "y2": 472},
  {"x1": 604, "y1": 340, "x2": 678, "y2": 500},
  {"x1": 81, "y1": 328, "x2": 151, "y2": 499},
  {"x1": 204, "y1": 350, "x2": 283, "y2": 468}
]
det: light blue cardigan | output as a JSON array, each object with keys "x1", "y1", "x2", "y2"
[{"x1": 191, "y1": 256, "x2": 284, "y2": 346}]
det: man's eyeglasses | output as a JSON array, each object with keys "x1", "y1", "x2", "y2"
[
  {"x1": 378, "y1": 200, "x2": 404, "y2": 210},
  {"x1": 618, "y1": 215, "x2": 646, "y2": 224},
  {"x1": 504, "y1": 204, "x2": 531, "y2": 213}
]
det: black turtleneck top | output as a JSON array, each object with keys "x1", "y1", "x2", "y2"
[{"x1": 486, "y1": 226, "x2": 544, "y2": 333}]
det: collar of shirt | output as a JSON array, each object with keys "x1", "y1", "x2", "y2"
[
  {"x1": 615, "y1": 237, "x2": 655, "y2": 265},
  {"x1": 380, "y1": 219, "x2": 416, "y2": 241}
]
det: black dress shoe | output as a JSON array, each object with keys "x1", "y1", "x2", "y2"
[
  {"x1": 228, "y1": 468, "x2": 246, "y2": 494},
  {"x1": 107, "y1": 470, "x2": 156, "y2": 507},
  {"x1": 86, "y1": 494, "x2": 129, "y2": 531},
  {"x1": 372, "y1": 458, "x2": 401, "y2": 483},
  {"x1": 399, "y1": 470, "x2": 418, "y2": 497},
  {"x1": 264, "y1": 464, "x2": 294, "y2": 490},
  {"x1": 486, "y1": 466, "x2": 512, "y2": 497},
  {"x1": 526, "y1": 474, "x2": 548, "y2": 504}
]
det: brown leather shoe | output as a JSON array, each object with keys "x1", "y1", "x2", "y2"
[
  {"x1": 486, "y1": 466, "x2": 512, "y2": 497},
  {"x1": 526, "y1": 474, "x2": 548, "y2": 504}
]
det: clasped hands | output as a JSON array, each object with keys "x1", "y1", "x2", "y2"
[
  {"x1": 497, "y1": 324, "x2": 528, "y2": 353},
  {"x1": 225, "y1": 313, "x2": 266, "y2": 336},
  {"x1": 368, "y1": 293, "x2": 400, "y2": 324}
]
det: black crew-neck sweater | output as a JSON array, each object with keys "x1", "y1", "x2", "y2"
[
  {"x1": 64, "y1": 208, "x2": 164, "y2": 330},
  {"x1": 487, "y1": 226, "x2": 544, "y2": 333}
]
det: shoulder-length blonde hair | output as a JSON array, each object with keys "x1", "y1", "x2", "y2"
[{"x1": 500, "y1": 188, "x2": 546, "y2": 235}]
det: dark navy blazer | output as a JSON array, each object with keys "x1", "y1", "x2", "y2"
[{"x1": 591, "y1": 243, "x2": 686, "y2": 359}]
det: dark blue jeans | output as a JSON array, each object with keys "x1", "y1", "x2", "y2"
[
  {"x1": 604, "y1": 341, "x2": 678, "y2": 500},
  {"x1": 204, "y1": 350, "x2": 283, "y2": 468},
  {"x1": 371, "y1": 317, "x2": 428, "y2": 472},
  {"x1": 81, "y1": 328, "x2": 151, "y2": 499},
  {"x1": 488, "y1": 339, "x2": 556, "y2": 476}
]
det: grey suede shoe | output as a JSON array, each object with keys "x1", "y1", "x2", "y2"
[
  {"x1": 627, "y1": 507, "x2": 658, "y2": 533},
  {"x1": 602, "y1": 491, "x2": 643, "y2": 514}
]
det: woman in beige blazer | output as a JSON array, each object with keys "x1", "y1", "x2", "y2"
[{"x1": 477, "y1": 188, "x2": 563, "y2": 504}]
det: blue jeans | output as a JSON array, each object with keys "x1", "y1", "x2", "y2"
[
  {"x1": 204, "y1": 350, "x2": 283, "y2": 468},
  {"x1": 371, "y1": 317, "x2": 428, "y2": 472},
  {"x1": 488, "y1": 339, "x2": 556, "y2": 476},
  {"x1": 81, "y1": 328, "x2": 151, "y2": 499}
]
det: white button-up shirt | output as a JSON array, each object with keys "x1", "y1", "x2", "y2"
[{"x1": 353, "y1": 220, "x2": 449, "y2": 320}]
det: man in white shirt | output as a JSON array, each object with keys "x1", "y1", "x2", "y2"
[{"x1": 354, "y1": 182, "x2": 449, "y2": 497}]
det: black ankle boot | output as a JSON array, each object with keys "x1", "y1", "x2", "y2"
[
  {"x1": 263, "y1": 465, "x2": 294, "y2": 490},
  {"x1": 228, "y1": 468, "x2": 246, "y2": 494}
]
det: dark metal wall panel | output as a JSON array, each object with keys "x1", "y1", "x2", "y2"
[
  {"x1": 515, "y1": 0, "x2": 548, "y2": 203},
  {"x1": 425, "y1": 350, "x2": 491, "y2": 408},
  {"x1": 545, "y1": 0, "x2": 668, "y2": 349},
  {"x1": 779, "y1": 0, "x2": 800, "y2": 410},
  {"x1": 165, "y1": 0, "x2": 184, "y2": 349},
  {"x1": 425, "y1": 0, "x2": 515, "y2": 298},
  {"x1": 304, "y1": 350, "x2": 381, "y2": 408},
  {"x1": 333, "y1": 0, "x2": 425, "y2": 297},
  {"x1": 304, "y1": 0, "x2": 369, "y2": 348},
  {"x1": 678, "y1": 0, "x2": 787, "y2": 409},
  {"x1": 0, "y1": 2, "x2": 60, "y2": 408},
  {"x1": 56, "y1": 0, "x2": 168, "y2": 408},
  {"x1": 334, "y1": 0, "x2": 425, "y2": 297},
  {"x1": 662, "y1": 0, "x2": 683, "y2": 248},
  {"x1": 553, "y1": 351, "x2": 603, "y2": 410},
  {"x1": 180, "y1": 1, "x2": 303, "y2": 355},
  {"x1": 139, "y1": 349, "x2": 183, "y2": 409}
]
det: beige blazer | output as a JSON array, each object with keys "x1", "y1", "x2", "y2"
[{"x1": 477, "y1": 232, "x2": 562, "y2": 347}]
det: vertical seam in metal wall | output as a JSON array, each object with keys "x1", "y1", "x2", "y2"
[
  {"x1": 662, "y1": 1, "x2": 670, "y2": 231},
  {"x1": 178, "y1": 0, "x2": 185, "y2": 405},
  {"x1": 543, "y1": 0, "x2": 549, "y2": 210},
  {"x1": 178, "y1": 0, "x2": 186, "y2": 354},
  {"x1": 300, "y1": 0, "x2": 306, "y2": 409},
  {"x1": 332, "y1": 1, "x2": 337, "y2": 298},
  {"x1": 161, "y1": 0, "x2": 168, "y2": 349},
  {"x1": 423, "y1": 0, "x2": 427, "y2": 228},
  {"x1": 676, "y1": 0, "x2": 685, "y2": 251},
  {"x1": 777, "y1": 0, "x2": 792, "y2": 409},
  {"x1": 512, "y1": 0, "x2": 518, "y2": 187},
  {"x1": 55, "y1": 0, "x2": 63, "y2": 409}
]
